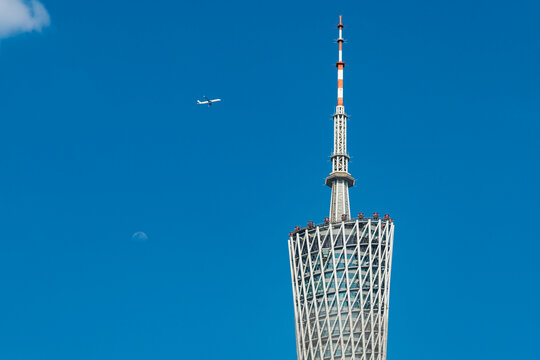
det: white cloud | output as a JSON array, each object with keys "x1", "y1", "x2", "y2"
[{"x1": 0, "y1": 0, "x2": 50, "y2": 38}]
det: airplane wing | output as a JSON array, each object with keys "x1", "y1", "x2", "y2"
[{"x1": 204, "y1": 96, "x2": 210, "y2": 101}]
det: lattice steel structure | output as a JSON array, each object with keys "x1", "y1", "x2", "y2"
[
  {"x1": 288, "y1": 16, "x2": 395, "y2": 360},
  {"x1": 289, "y1": 219, "x2": 394, "y2": 360}
]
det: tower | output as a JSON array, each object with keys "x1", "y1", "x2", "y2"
[{"x1": 288, "y1": 17, "x2": 395, "y2": 360}]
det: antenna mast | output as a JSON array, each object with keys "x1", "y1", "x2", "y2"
[{"x1": 325, "y1": 15, "x2": 355, "y2": 222}]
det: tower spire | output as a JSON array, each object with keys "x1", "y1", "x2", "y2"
[
  {"x1": 337, "y1": 15, "x2": 344, "y2": 106},
  {"x1": 325, "y1": 15, "x2": 355, "y2": 223}
]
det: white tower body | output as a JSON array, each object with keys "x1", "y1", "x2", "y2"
[
  {"x1": 288, "y1": 16, "x2": 395, "y2": 360},
  {"x1": 289, "y1": 219, "x2": 394, "y2": 360}
]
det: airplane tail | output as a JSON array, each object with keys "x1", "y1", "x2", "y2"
[{"x1": 197, "y1": 100, "x2": 202, "y2": 104}]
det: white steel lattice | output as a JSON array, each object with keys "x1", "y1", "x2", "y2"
[{"x1": 288, "y1": 219, "x2": 394, "y2": 360}]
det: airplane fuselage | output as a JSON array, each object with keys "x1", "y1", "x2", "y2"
[{"x1": 197, "y1": 98, "x2": 222, "y2": 106}]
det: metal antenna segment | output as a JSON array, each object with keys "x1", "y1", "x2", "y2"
[{"x1": 326, "y1": 15, "x2": 355, "y2": 223}]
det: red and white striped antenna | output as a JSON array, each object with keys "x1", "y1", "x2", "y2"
[{"x1": 336, "y1": 15, "x2": 345, "y2": 107}]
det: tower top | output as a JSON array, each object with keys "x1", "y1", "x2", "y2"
[{"x1": 326, "y1": 15, "x2": 354, "y2": 222}]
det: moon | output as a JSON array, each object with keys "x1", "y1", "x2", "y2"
[{"x1": 131, "y1": 231, "x2": 149, "y2": 243}]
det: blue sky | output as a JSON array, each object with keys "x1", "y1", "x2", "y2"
[{"x1": 0, "y1": 0, "x2": 539, "y2": 359}]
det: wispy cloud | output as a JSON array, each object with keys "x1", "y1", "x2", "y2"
[{"x1": 0, "y1": 0, "x2": 50, "y2": 39}]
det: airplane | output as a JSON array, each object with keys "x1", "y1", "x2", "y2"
[{"x1": 197, "y1": 96, "x2": 222, "y2": 107}]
